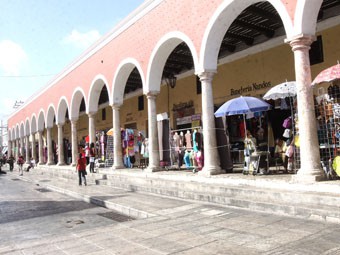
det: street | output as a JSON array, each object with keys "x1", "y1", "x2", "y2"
[
  {"x1": 1, "y1": 166, "x2": 340, "y2": 254},
  {"x1": 0, "y1": 171, "x2": 134, "y2": 254}
]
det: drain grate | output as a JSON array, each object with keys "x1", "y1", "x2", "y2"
[
  {"x1": 11, "y1": 178, "x2": 21, "y2": 181},
  {"x1": 35, "y1": 188, "x2": 51, "y2": 193},
  {"x1": 98, "y1": 211, "x2": 135, "y2": 222},
  {"x1": 39, "y1": 180, "x2": 51, "y2": 182}
]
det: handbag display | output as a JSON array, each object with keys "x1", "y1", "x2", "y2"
[
  {"x1": 283, "y1": 128, "x2": 291, "y2": 138},
  {"x1": 282, "y1": 117, "x2": 292, "y2": 129}
]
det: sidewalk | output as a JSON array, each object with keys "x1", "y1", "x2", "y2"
[
  {"x1": 6, "y1": 164, "x2": 340, "y2": 219},
  {"x1": 3, "y1": 166, "x2": 340, "y2": 255}
]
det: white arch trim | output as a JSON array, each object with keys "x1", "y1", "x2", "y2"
[
  {"x1": 70, "y1": 87, "x2": 87, "y2": 120},
  {"x1": 199, "y1": 0, "x2": 294, "y2": 72},
  {"x1": 294, "y1": 0, "x2": 322, "y2": 36},
  {"x1": 37, "y1": 109, "x2": 46, "y2": 132},
  {"x1": 46, "y1": 104, "x2": 56, "y2": 129},
  {"x1": 19, "y1": 122, "x2": 25, "y2": 138},
  {"x1": 24, "y1": 117, "x2": 30, "y2": 136},
  {"x1": 146, "y1": 31, "x2": 199, "y2": 93},
  {"x1": 87, "y1": 74, "x2": 110, "y2": 114},
  {"x1": 15, "y1": 124, "x2": 20, "y2": 140},
  {"x1": 31, "y1": 114, "x2": 37, "y2": 134},
  {"x1": 56, "y1": 96, "x2": 70, "y2": 125},
  {"x1": 111, "y1": 58, "x2": 145, "y2": 106},
  {"x1": 9, "y1": 127, "x2": 14, "y2": 141}
]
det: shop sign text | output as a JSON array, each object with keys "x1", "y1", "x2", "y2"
[{"x1": 230, "y1": 81, "x2": 272, "y2": 96}]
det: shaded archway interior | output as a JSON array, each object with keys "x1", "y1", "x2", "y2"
[{"x1": 120, "y1": 0, "x2": 340, "y2": 95}]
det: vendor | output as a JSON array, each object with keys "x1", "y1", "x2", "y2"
[
  {"x1": 274, "y1": 138, "x2": 288, "y2": 171},
  {"x1": 244, "y1": 130, "x2": 257, "y2": 156}
]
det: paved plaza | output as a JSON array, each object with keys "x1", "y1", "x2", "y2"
[{"x1": 1, "y1": 165, "x2": 340, "y2": 254}]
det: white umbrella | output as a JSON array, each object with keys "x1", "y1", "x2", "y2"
[
  {"x1": 263, "y1": 80, "x2": 297, "y2": 172},
  {"x1": 263, "y1": 81, "x2": 296, "y2": 100}
]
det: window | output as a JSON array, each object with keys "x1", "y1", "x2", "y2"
[
  {"x1": 309, "y1": 35, "x2": 324, "y2": 66},
  {"x1": 138, "y1": 95, "x2": 144, "y2": 111},
  {"x1": 102, "y1": 108, "x2": 106, "y2": 121}
]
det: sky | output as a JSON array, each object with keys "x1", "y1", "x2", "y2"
[{"x1": 0, "y1": 0, "x2": 145, "y2": 124}]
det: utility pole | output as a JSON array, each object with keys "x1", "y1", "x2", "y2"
[
  {"x1": 0, "y1": 119, "x2": 8, "y2": 157},
  {"x1": 0, "y1": 120, "x2": 2, "y2": 148}
]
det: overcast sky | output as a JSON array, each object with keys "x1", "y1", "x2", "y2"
[{"x1": 0, "y1": 0, "x2": 144, "y2": 123}]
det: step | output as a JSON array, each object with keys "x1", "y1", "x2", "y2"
[
  {"x1": 101, "y1": 173, "x2": 340, "y2": 223},
  {"x1": 34, "y1": 166, "x2": 340, "y2": 223}
]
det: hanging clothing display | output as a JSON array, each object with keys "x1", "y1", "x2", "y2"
[{"x1": 185, "y1": 131, "x2": 192, "y2": 150}]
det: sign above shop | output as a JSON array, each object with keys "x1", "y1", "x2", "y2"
[
  {"x1": 172, "y1": 100, "x2": 194, "y2": 111},
  {"x1": 230, "y1": 81, "x2": 272, "y2": 96}
]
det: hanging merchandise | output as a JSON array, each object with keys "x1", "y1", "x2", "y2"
[
  {"x1": 195, "y1": 150, "x2": 204, "y2": 171},
  {"x1": 332, "y1": 156, "x2": 340, "y2": 177},
  {"x1": 280, "y1": 98, "x2": 289, "y2": 110},
  {"x1": 282, "y1": 116, "x2": 292, "y2": 129},
  {"x1": 294, "y1": 135, "x2": 300, "y2": 147},
  {"x1": 282, "y1": 128, "x2": 291, "y2": 139}
]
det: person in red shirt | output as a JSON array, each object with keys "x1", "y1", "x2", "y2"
[
  {"x1": 76, "y1": 153, "x2": 87, "y2": 186},
  {"x1": 17, "y1": 155, "x2": 24, "y2": 176}
]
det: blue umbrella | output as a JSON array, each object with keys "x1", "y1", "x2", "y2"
[{"x1": 214, "y1": 96, "x2": 271, "y2": 117}]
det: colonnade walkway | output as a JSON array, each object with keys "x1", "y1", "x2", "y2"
[{"x1": 2, "y1": 165, "x2": 340, "y2": 254}]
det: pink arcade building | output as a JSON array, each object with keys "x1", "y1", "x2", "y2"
[{"x1": 7, "y1": 0, "x2": 340, "y2": 182}]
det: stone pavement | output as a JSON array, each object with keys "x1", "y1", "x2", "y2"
[{"x1": 2, "y1": 166, "x2": 340, "y2": 254}]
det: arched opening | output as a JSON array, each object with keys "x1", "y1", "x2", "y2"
[
  {"x1": 57, "y1": 98, "x2": 71, "y2": 165},
  {"x1": 147, "y1": 33, "x2": 198, "y2": 169},
  {"x1": 46, "y1": 105, "x2": 57, "y2": 164},
  {"x1": 87, "y1": 78, "x2": 111, "y2": 165},
  {"x1": 201, "y1": 1, "x2": 290, "y2": 173}
]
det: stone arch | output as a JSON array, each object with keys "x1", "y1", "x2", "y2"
[
  {"x1": 19, "y1": 122, "x2": 25, "y2": 138},
  {"x1": 31, "y1": 114, "x2": 37, "y2": 134},
  {"x1": 15, "y1": 124, "x2": 20, "y2": 140},
  {"x1": 111, "y1": 58, "x2": 145, "y2": 106},
  {"x1": 146, "y1": 31, "x2": 199, "y2": 93},
  {"x1": 46, "y1": 104, "x2": 56, "y2": 129},
  {"x1": 294, "y1": 0, "x2": 322, "y2": 35},
  {"x1": 88, "y1": 74, "x2": 110, "y2": 114},
  {"x1": 24, "y1": 118, "x2": 30, "y2": 136},
  {"x1": 70, "y1": 87, "x2": 87, "y2": 120},
  {"x1": 57, "y1": 97, "x2": 69, "y2": 125},
  {"x1": 8, "y1": 127, "x2": 13, "y2": 141},
  {"x1": 38, "y1": 109, "x2": 45, "y2": 132},
  {"x1": 12, "y1": 127, "x2": 16, "y2": 140},
  {"x1": 200, "y1": 0, "x2": 294, "y2": 71}
]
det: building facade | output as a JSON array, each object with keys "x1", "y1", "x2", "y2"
[{"x1": 7, "y1": 0, "x2": 340, "y2": 182}]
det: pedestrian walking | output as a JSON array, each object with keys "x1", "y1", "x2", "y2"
[
  {"x1": 8, "y1": 155, "x2": 14, "y2": 171},
  {"x1": 76, "y1": 153, "x2": 87, "y2": 186},
  {"x1": 17, "y1": 155, "x2": 24, "y2": 176},
  {"x1": 89, "y1": 142, "x2": 95, "y2": 173}
]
